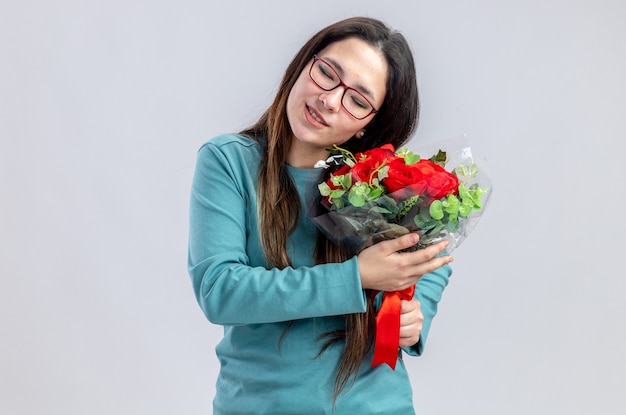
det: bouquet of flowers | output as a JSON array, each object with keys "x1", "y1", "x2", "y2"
[
  {"x1": 311, "y1": 135, "x2": 491, "y2": 368},
  {"x1": 312, "y1": 138, "x2": 490, "y2": 255}
]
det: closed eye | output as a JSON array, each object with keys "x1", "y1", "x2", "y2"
[
  {"x1": 318, "y1": 61, "x2": 338, "y2": 82},
  {"x1": 349, "y1": 92, "x2": 369, "y2": 109}
]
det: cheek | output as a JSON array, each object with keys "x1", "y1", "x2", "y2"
[
  {"x1": 286, "y1": 76, "x2": 309, "y2": 118},
  {"x1": 337, "y1": 118, "x2": 369, "y2": 139},
  {"x1": 286, "y1": 87, "x2": 301, "y2": 126},
  {"x1": 286, "y1": 91, "x2": 295, "y2": 121},
  {"x1": 290, "y1": 69, "x2": 314, "y2": 99}
]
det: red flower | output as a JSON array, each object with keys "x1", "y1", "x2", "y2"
[
  {"x1": 383, "y1": 158, "x2": 427, "y2": 196},
  {"x1": 382, "y1": 158, "x2": 459, "y2": 201},
  {"x1": 414, "y1": 159, "x2": 460, "y2": 200},
  {"x1": 351, "y1": 144, "x2": 397, "y2": 183}
]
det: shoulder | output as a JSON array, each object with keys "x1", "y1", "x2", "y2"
[
  {"x1": 200, "y1": 133, "x2": 259, "y2": 152},
  {"x1": 195, "y1": 134, "x2": 263, "y2": 185},
  {"x1": 198, "y1": 133, "x2": 262, "y2": 163}
]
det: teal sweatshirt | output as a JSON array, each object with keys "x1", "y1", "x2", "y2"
[{"x1": 188, "y1": 134, "x2": 451, "y2": 414}]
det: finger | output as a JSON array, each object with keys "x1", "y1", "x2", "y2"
[
  {"x1": 399, "y1": 324, "x2": 421, "y2": 339},
  {"x1": 410, "y1": 255, "x2": 453, "y2": 281},
  {"x1": 400, "y1": 299, "x2": 418, "y2": 314},
  {"x1": 400, "y1": 306, "x2": 423, "y2": 327},
  {"x1": 399, "y1": 324, "x2": 421, "y2": 347},
  {"x1": 418, "y1": 239, "x2": 450, "y2": 258},
  {"x1": 382, "y1": 233, "x2": 419, "y2": 254},
  {"x1": 399, "y1": 337, "x2": 420, "y2": 348},
  {"x1": 403, "y1": 242, "x2": 453, "y2": 270},
  {"x1": 396, "y1": 240, "x2": 450, "y2": 268}
]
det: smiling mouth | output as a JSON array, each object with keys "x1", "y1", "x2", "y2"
[{"x1": 307, "y1": 105, "x2": 327, "y2": 126}]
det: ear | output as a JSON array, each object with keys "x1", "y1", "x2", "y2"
[{"x1": 356, "y1": 130, "x2": 365, "y2": 138}]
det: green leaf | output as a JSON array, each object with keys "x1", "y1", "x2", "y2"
[
  {"x1": 378, "y1": 165, "x2": 389, "y2": 180},
  {"x1": 348, "y1": 192, "x2": 366, "y2": 207},
  {"x1": 429, "y1": 200, "x2": 444, "y2": 220},
  {"x1": 397, "y1": 147, "x2": 421, "y2": 165},
  {"x1": 442, "y1": 195, "x2": 460, "y2": 215},
  {"x1": 454, "y1": 164, "x2": 469, "y2": 180},
  {"x1": 403, "y1": 152, "x2": 420, "y2": 165},
  {"x1": 470, "y1": 164, "x2": 480, "y2": 177},
  {"x1": 459, "y1": 200, "x2": 473, "y2": 217},
  {"x1": 329, "y1": 189, "x2": 346, "y2": 200},
  {"x1": 458, "y1": 184, "x2": 471, "y2": 200},
  {"x1": 370, "y1": 206, "x2": 392, "y2": 215},
  {"x1": 369, "y1": 187, "x2": 384, "y2": 200},
  {"x1": 414, "y1": 214, "x2": 438, "y2": 230},
  {"x1": 348, "y1": 182, "x2": 372, "y2": 207},
  {"x1": 454, "y1": 163, "x2": 480, "y2": 182},
  {"x1": 330, "y1": 174, "x2": 345, "y2": 188},
  {"x1": 429, "y1": 150, "x2": 448, "y2": 167},
  {"x1": 448, "y1": 211, "x2": 459, "y2": 222},
  {"x1": 375, "y1": 195, "x2": 400, "y2": 214},
  {"x1": 445, "y1": 221, "x2": 459, "y2": 233},
  {"x1": 469, "y1": 184, "x2": 488, "y2": 209},
  {"x1": 318, "y1": 182, "x2": 331, "y2": 196},
  {"x1": 341, "y1": 173, "x2": 353, "y2": 189},
  {"x1": 427, "y1": 224, "x2": 445, "y2": 236},
  {"x1": 398, "y1": 195, "x2": 421, "y2": 217}
]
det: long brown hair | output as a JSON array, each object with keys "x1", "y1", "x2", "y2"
[{"x1": 241, "y1": 16, "x2": 420, "y2": 400}]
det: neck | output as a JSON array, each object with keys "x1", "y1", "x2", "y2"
[{"x1": 287, "y1": 140, "x2": 329, "y2": 169}]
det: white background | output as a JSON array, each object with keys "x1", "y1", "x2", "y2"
[{"x1": 2, "y1": 0, "x2": 625, "y2": 414}]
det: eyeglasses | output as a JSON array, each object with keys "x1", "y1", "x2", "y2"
[{"x1": 308, "y1": 55, "x2": 378, "y2": 120}]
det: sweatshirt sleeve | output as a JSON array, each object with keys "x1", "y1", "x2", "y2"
[
  {"x1": 402, "y1": 262, "x2": 452, "y2": 356},
  {"x1": 187, "y1": 139, "x2": 367, "y2": 326}
]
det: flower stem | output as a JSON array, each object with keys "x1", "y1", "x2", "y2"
[
  {"x1": 368, "y1": 161, "x2": 387, "y2": 186},
  {"x1": 331, "y1": 145, "x2": 356, "y2": 163}
]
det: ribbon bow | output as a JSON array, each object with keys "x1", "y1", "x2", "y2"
[{"x1": 371, "y1": 285, "x2": 416, "y2": 370}]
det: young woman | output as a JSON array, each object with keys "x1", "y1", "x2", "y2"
[{"x1": 188, "y1": 17, "x2": 453, "y2": 414}]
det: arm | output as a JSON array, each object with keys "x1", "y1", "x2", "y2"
[
  {"x1": 402, "y1": 262, "x2": 452, "y2": 356},
  {"x1": 188, "y1": 139, "x2": 367, "y2": 326}
]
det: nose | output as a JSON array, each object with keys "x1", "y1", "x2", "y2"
[{"x1": 319, "y1": 87, "x2": 344, "y2": 112}]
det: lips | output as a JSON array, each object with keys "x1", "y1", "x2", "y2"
[{"x1": 305, "y1": 104, "x2": 328, "y2": 127}]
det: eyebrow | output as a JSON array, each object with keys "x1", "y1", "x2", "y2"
[{"x1": 324, "y1": 56, "x2": 378, "y2": 103}]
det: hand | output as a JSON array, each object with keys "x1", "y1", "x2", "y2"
[
  {"x1": 398, "y1": 298, "x2": 423, "y2": 348},
  {"x1": 357, "y1": 233, "x2": 453, "y2": 292}
]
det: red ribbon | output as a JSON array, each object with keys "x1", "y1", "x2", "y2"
[{"x1": 371, "y1": 285, "x2": 415, "y2": 370}]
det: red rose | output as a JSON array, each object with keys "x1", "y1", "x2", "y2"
[
  {"x1": 351, "y1": 145, "x2": 397, "y2": 183},
  {"x1": 383, "y1": 158, "x2": 459, "y2": 201},
  {"x1": 414, "y1": 160, "x2": 460, "y2": 200},
  {"x1": 383, "y1": 158, "x2": 427, "y2": 196}
]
